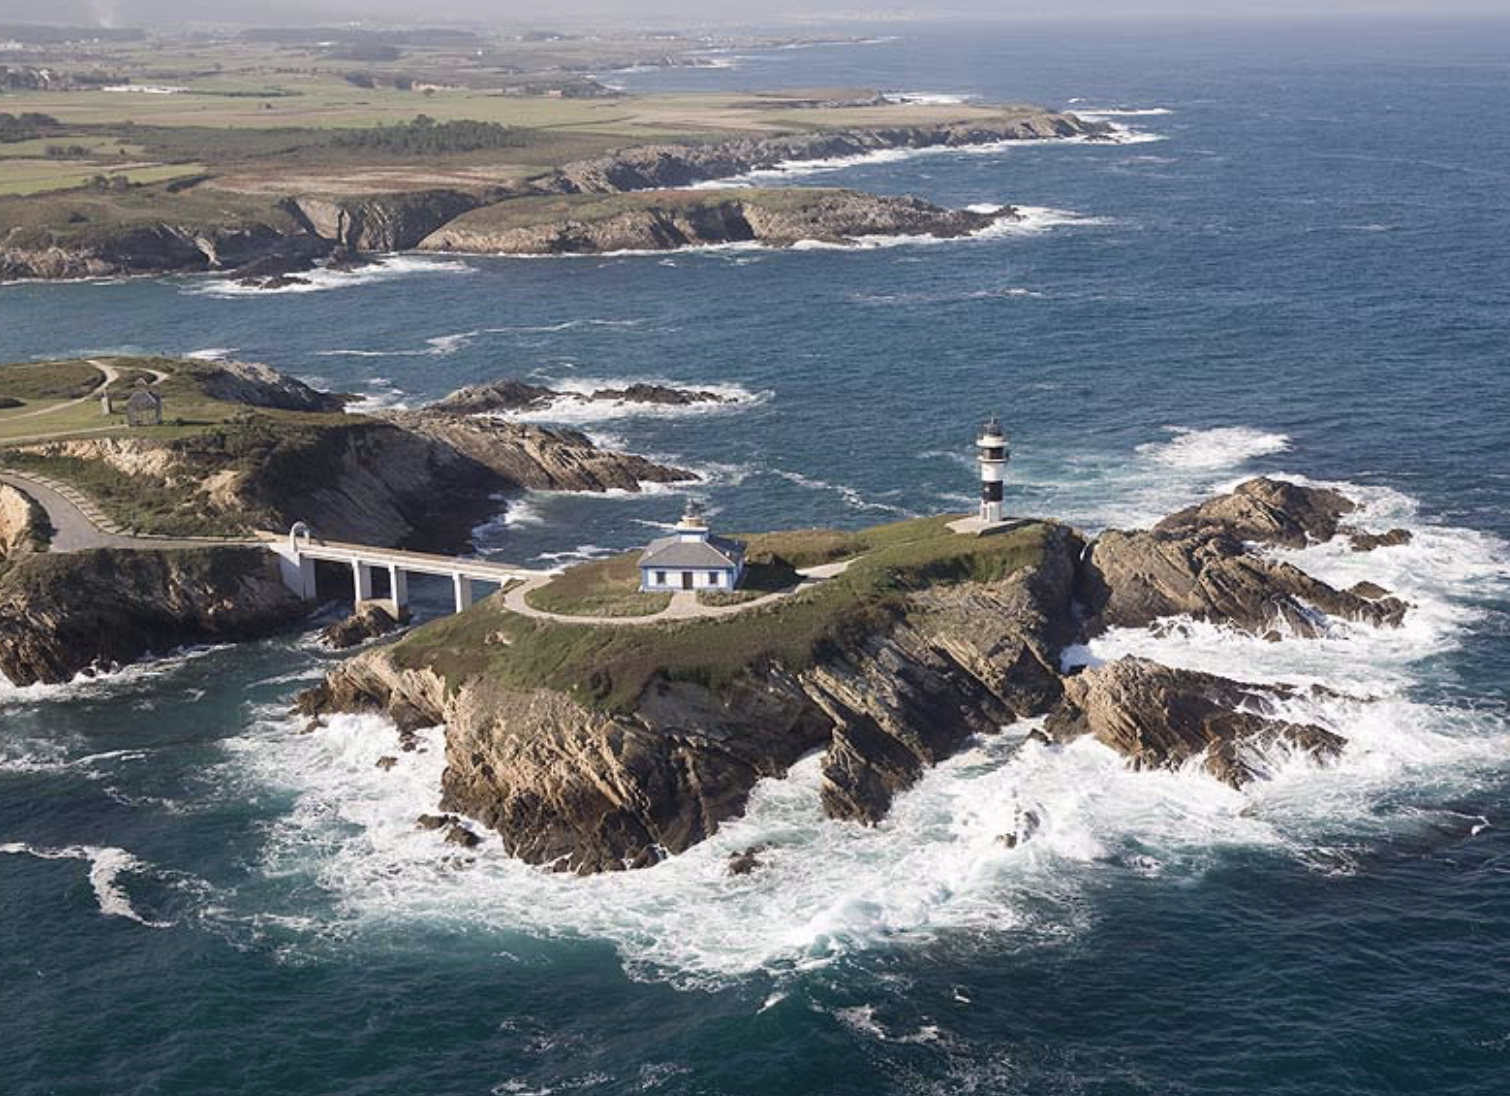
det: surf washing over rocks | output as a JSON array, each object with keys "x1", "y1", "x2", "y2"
[{"x1": 223, "y1": 426, "x2": 1510, "y2": 985}]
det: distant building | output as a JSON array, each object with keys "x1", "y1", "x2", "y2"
[
  {"x1": 125, "y1": 381, "x2": 163, "y2": 428},
  {"x1": 639, "y1": 503, "x2": 745, "y2": 593}
]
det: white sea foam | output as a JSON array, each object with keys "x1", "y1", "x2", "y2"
[
  {"x1": 0, "y1": 842, "x2": 173, "y2": 927},
  {"x1": 880, "y1": 90, "x2": 977, "y2": 106},
  {"x1": 0, "y1": 644, "x2": 230, "y2": 707},
  {"x1": 217, "y1": 422, "x2": 1508, "y2": 984},
  {"x1": 696, "y1": 123, "x2": 1164, "y2": 191},
  {"x1": 238, "y1": 703, "x2": 1468, "y2": 985},
  {"x1": 1139, "y1": 425, "x2": 1293, "y2": 470},
  {"x1": 768, "y1": 470, "x2": 914, "y2": 516},
  {"x1": 1073, "y1": 106, "x2": 1175, "y2": 119},
  {"x1": 185, "y1": 347, "x2": 238, "y2": 362},
  {"x1": 480, "y1": 377, "x2": 770, "y2": 426},
  {"x1": 342, "y1": 383, "x2": 409, "y2": 413},
  {"x1": 184, "y1": 256, "x2": 474, "y2": 299}
]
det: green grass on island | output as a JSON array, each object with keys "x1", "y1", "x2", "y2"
[
  {"x1": 389, "y1": 516, "x2": 1051, "y2": 713},
  {"x1": 524, "y1": 552, "x2": 673, "y2": 618}
]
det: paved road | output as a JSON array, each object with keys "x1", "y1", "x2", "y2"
[
  {"x1": 500, "y1": 558, "x2": 859, "y2": 627},
  {"x1": 0, "y1": 471, "x2": 254, "y2": 553},
  {"x1": 3, "y1": 359, "x2": 119, "y2": 423}
]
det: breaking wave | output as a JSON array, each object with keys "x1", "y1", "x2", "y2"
[
  {"x1": 483, "y1": 377, "x2": 770, "y2": 426},
  {"x1": 0, "y1": 842, "x2": 174, "y2": 927},
  {"x1": 215, "y1": 425, "x2": 1507, "y2": 985},
  {"x1": 183, "y1": 256, "x2": 474, "y2": 298}
]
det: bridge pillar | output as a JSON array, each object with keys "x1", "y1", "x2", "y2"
[
  {"x1": 453, "y1": 573, "x2": 474, "y2": 613},
  {"x1": 389, "y1": 566, "x2": 409, "y2": 614},
  {"x1": 269, "y1": 544, "x2": 317, "y2": 601},
  {"x1": 352, "y1": 560, "x2": 374, "y2": 604}
]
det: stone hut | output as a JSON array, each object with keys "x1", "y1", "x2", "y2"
[{"x1": 125, "y1": 381, "x2": 163, "y2": 428}]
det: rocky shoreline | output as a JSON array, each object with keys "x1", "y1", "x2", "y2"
[
  {"x1": 298, "y1": 478, "x2": 1417, "y2": 874},
  {"x1": 0, "y1": 111, "x2": 1107, "y2": 281},
  {"x1": 417, "y1": 189, "x2": 1013, "y2": 257},
  {"x1": 0, "y1": 359, "x2": 699, "y2": 685}
]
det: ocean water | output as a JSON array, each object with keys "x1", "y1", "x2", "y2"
[{"x1": 3, "y1": 19, "x2": 1510, "y2": 1095}]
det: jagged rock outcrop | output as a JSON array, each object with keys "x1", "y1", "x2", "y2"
[
  {"x1": 1079, "y1": 478, "x2": 1410, "y2": 636},
  {"x1": 1155, "y1": 477, "x2": 1359, "y2": 548},
  {"x1": 195, "y1": 359, "x2": 351, "y2": 413},
  {"x1": 321, "y1": 602, "x2": 405, "y2": 650},
  {"x1": 383, "y1": 412, "x2": 694, "y2": 496},
  {"x1": 811, "y1": 525, "x2": 1082, "y2": 822},
  {"x1": 430, "y1": 379, "x2": 732, "y2": 415},
  {"x1": 419, "y1": 189, "x2": 1009, "y2": 255},
  {"x1": 539, "y1": 114, "x2": 1107, "y2": 194},
  {"x1": 0, "y1": 547, "x2": 306, "y2": 686},
  {"x1": 1046, "y1": 657, "x2": 1346, "y2": 787}
]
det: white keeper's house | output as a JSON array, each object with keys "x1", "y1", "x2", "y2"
[{"x1": 639, "y1": 503, "x2": 746, "y2": 593}]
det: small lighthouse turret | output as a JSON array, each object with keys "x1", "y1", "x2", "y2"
[{"x1": 977, "y1": 415, "x2": 1009, "y2": 524}]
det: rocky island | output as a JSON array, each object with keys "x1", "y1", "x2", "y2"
[{"x1": 296, "y1": 477, "x2": 1416, "y2": 874}]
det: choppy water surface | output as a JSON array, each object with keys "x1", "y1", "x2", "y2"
[{"x1": 3, "y1": 20, "x2": 1510, "y2": 1096}]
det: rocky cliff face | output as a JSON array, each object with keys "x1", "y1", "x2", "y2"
[
  {"x1": 302, "y1": 524, "x2": 1087, "y2": 871},
  {"x1": 0, "y1": 221, "x2": 320, "y2": 282},
  {"x1": 288, "y1": 189, "x2": 497, "y2": 252},
  {"x1": 301, "y1": 477, "x2": 1417, "y2": 873},
  {"x1": 540, "y1": 114, "x2": 1107, "y2": 194},
  {"x1": 194, "y1": 359, "x2": 352, "y2": 413},
  {"x1": 0, "y1": 483, "x2": 46, "y2": 568},
  {"x1": 383, "y1": 412, "x2": 693, "y2": 497},
  {"x1": 0, "y1": 547, "x2": 306, "y2": 686},
  {"x1": 419, "y1": 190, "x2": 1007, "y2": 256}
]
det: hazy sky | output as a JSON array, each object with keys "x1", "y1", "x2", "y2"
[{"x1": 7, "y1": 0, "x2": 1510, "y2": 28}]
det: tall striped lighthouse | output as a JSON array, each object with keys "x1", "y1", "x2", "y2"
[{"x1": 977, "y1": 415, "x2": 1009, "y2": 523}]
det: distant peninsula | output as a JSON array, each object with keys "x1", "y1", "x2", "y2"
[{"x1": 1, "y1": 93, "x2": 1106, "y2": 281}]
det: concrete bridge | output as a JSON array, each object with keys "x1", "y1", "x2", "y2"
[
  {"x1": 265, "y1": 523, "x2": 557, "y2": 615},
  {"x1": 1, "y1": 467, "x2": 554, "y2": 617}
]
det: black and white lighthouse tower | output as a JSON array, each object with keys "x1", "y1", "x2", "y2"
[{"x1": 977, "y1": 415, "x2": 1009, "y2": 523}]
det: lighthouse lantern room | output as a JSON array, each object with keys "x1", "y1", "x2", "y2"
[{"x1": 977, "y1": 414, "x2": 1010, "y2": 524}]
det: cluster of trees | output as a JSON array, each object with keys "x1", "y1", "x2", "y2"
[
  {"x1": 0, "y1": 111, "x2": 59, "y2": 142},
  {"x1": 331, "y1": 115, "x2": 534, "y2": 155}
]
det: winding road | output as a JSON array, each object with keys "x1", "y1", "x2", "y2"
[
  {"x1": 499, "y1": 558, "x2": 858, "y2": 627},
  {"x1": 0, "y1": 471, "x2": 255, "y2": 553}
]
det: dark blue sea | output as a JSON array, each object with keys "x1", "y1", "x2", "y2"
[{"x1": 3, "y1": 19, "x2": 1510, "y2": 1095}]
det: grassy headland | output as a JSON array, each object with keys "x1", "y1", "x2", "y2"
[{"x1": 389, "y1": 515, "x2": 1051, "y2": 712}]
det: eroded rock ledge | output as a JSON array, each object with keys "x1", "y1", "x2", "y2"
[
  {"x1": 301, "y1": 478, "x2": 1417, "y2": 874},
  {"x1": 0, "y1": 547, "x2": 306, "y2": 687},
  {"x1": 418, "y1": 189, "x2": 1013, "y2": 256}
]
